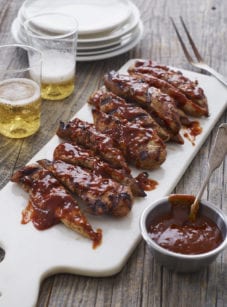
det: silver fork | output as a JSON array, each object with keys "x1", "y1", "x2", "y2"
[{"x1": 171, "y1": 16, "x2": 227, "y2": 87}]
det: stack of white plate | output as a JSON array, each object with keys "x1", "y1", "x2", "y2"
[{"x1": 11, "y1": 0, "x2": 144, "y2": 61}]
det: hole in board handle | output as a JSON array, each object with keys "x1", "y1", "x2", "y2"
[
  {"x1": 0, "y1": 247, "x2": 6, "y2": 298},
  {"x1": 0, "y1": 247, "x2": 5, "y2": 263}
]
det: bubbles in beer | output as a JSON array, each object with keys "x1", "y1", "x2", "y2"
[
  {"x1": 42, "y1": 50, "x2": 75, "y2": 83},
  {"x1": 0, "y1": 78, "x2": 41, "y2": 138},
  {"x1": 30, "y1": 50, "x2": 75, "y2": 100},
  {"x1": 0, "y1": 78, "x2": 40, "y2": 105}
]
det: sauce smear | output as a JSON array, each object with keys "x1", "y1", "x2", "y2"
[
  {"x1": 148, "y1": 195, "x2": 223, "y2": 254},
  {"x1": 136, "y1": 172, "x2": 158, "y2": 191},
  {"x1": 183, "y1": 120, "x2": 203, "y2": 146}
]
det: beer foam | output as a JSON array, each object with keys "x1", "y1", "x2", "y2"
[
  {"x1": 0, "y1": 78, "x2": 40, "y2": 106},
  {"x1": 31, "y1": 50, "x2": 75, "y2": 84}
]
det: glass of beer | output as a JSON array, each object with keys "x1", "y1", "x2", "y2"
[
  {"x1": 24, "y1": 13, "x2": 78, "y2": 101},
  {"x1": 0, "y1": 44, "x2": 42, "y2": 138}
]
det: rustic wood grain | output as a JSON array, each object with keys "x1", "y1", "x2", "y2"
[{"x1": 0, "y1": 0, "x2": 226, "y2": 306}]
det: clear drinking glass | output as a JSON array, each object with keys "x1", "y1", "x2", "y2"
[
  {"x1": 24, "y1": 13, "x2": 78, "y2": 101},
  {"x1": 0, "y1": 44, "x2": 42, "y2": 138}
]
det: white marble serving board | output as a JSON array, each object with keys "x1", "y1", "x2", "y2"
[{"x1": 0, "y1": 60, "x2": 226, "y2": 307}]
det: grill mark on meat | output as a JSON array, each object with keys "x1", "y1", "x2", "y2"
[
  {"x1": 92, "y1": 109, "x2": 167, "y2": 170},
  {"x1": 129, "y1": 72, "x2": 207, "y2": 117},
  {"x1": 103, "y1": 71, "x2": 183, "y2": 143},
  {"x1": 89, "y1": 89, "x2": 170, "y2": 142},
  {"x1": 38, "y1": 159, "x2": 133, "y2": 217},
  {"x1": 128, "y1": 60, "x2": 208, "y2": 116},
  {"x1": 53, "y1": 142, "x2": 146, "y2": 197},
  {"x1": 56, "y1": 117, "x2": 130, "y2": 172}
]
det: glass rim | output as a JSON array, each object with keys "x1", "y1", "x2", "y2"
[
  {"x1": 0, "y1": 44, "x2": 42, "y2": 74},
  {"x1": 23, "y1": 12, "x2": 79, "y2": 40}
]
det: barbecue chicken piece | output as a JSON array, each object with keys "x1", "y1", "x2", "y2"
[
  {"x1": 56, "y1": 117, "x2": 129, "y2": 172},
  {"x1": 128, "y1": 59, "x2": 208, "y2": 116},
  {"x1": 38, "y1": 159, "x2": 133, "y2": 217},
  {"x1": 11, "y1": 164, "x2": 102, "y2": 247},
  {"x1": 103, "y1": 71, "x2": 183, "y2": 143},
  {"x1": 53, "y1": 142, "x2": 146, "y2": 197},
  {"x1": 88, "y1": 89, "x2": 170, "y2": 142},
  {"x1": 129, "y1": 72, "x2": 206, "y2": 118},
  {"x1": 92, "y1": 109, "x2": 167, "y2": 170}
]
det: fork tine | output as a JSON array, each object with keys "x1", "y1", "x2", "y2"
[
  {"x1": 170, "y1": 17, "x2": 193, "y2": 63},
  {"x1": 179, "y1": 16, "x2": 203, "y2": 62}
]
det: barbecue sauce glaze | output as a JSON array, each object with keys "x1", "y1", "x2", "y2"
[
  {"x1": 136, "y1": 172, "x2": 158, "y2": 191},
  {"x1": 21, "y1": 170, "x2": 102, "y2": 248},
  {"x1": 148, "y1": 195, "x2": 223, "y2": 254},
  {"x1": 183, "y1": 120, "x2": 203, "y2": 146}
]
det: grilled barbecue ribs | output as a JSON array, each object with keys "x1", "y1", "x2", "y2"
[
  {"x1": 56, "y1": 117, "x2": 130, "y2": 172},
  {"x1": 11, "y1": 164, "x2": 102, "y2": 246},
  {"x1": 89, "y1": 89, "x2": 170, "y2": 142},
  {"x1": 103, "y1": 71, "x2": 183, "y2": 143},
  {"x1": 53, "y1": 142, "x2": 146, "y2": 197},
  {"x1": 129, "y1": 72, "x2": 207, "y2": 118},
  {"x1": 92, "y1": 109, "x2": 167, "y2": 170},
  {"x1": 38, "y1": 159, "x2": 133, "y2": 217},
  {"x1": 128, "y1": 59, "x2": 208, "y2": 116}
]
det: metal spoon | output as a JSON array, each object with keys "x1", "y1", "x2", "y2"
[{"x1": 189, "y1": 123, "x2": 227, "y2": 221}]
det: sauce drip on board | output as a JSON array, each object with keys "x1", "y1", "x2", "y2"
[
  {"x1": 183, "y1": 120, "x2": 203, "y2": 146},
  {"x1": 148, "y1": 195, "x2": 223, "y2": 255},
  {"x1": 136, "y1": 172, "x2": 158, "y2": 191}
]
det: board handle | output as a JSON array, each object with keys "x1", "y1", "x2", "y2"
[
  {"x1": 0, "y1": 204, "x2": 42, "y2": 307},
  {"x1": 0, "y1": 246, "x2": 41, "y2": 307}
]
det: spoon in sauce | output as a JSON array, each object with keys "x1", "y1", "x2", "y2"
[{"x1": 189, "y1": 123, "x2": 227, "y2": 221}]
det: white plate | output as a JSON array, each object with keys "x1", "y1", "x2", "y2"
[
  {"x1": 16, "y1": 2, "x2": 140, "y2": 46},
  {"x1": 77, "y1": 3, "x2": 140, "y2": 43},
  {"x1": 21, "y1": 0, "x2": 132, "y2": 35},
  {"x1": 0, "y1": 60, "x2": 226, "y2": 307},
  {"x1": 13, "y1": 14, "x2": 123, "y2": 51},
  {"x1": 76, "y1": 22, "x2": 144, "y2": 61},
  {"x1": 77, "y1": 24, "x2": 141, "y2": 56},
  {"x1": 77, "y1": 39, "x2": 122, "y2": 51},
  {"x1": 11, "y1": 18, "x2": 144, "y2": 61},
  {"x1": 11, "y1": 18, "x2": 22, "y2": 43}
]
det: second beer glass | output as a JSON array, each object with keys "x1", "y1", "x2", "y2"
[
  {"x1": 0, "y1": 44, "x2": 42, "y2": 138},
  {"x1": 24, "y1": 13, "x2": 78, "y2": 101}
]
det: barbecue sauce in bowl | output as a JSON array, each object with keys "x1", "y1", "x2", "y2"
[{"x1": 148, "y1": 195, "x2": 223, "y2": 255}]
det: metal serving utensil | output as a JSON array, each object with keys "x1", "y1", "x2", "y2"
[
  {"x1": 171, "y1": 16, "x2": 227, "y2": 87},
  {"x1": 189, "y1": 123, "x2": 227, "y2": 221}
]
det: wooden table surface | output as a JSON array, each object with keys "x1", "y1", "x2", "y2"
[{"x1": 0, "y1": 0, "x2": 227, "y2": 306}]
